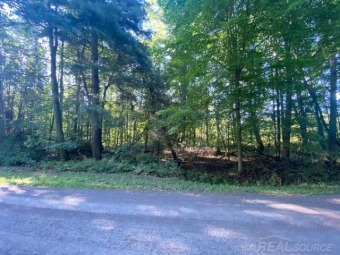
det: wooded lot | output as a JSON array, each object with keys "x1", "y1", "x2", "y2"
[{"x1": 0, "y1": 0, "x2": 339, "y2": 185}]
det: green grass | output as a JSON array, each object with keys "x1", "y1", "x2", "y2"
[{"x1": 0, "y1": 167, "x2": 339, "y2": 195}]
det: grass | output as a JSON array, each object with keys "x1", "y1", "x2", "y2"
[{"x1": 0, "y1": 167, "x2": 339, "y2": 195}]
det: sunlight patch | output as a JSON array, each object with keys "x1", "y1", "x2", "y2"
[
  {"x1": 91, "y1": 219, "x2": 116, "y2": 231},
  {"x1": 328, "y1": 198, "x2": 340, "y2": 205},
  {"x1": 244, "y1": 210, "x2": 291, "y2": 221},
  {"x1": 62, "y1": 195, "x2": 86, "y2": 206},
  {"x1": 138, "y1": 205, "x2": 179, "y2": 217},
  {"x1": 207, "y1": 226, "x2": 243, "y2": 239}
]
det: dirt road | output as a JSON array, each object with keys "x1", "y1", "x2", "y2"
[{"x1": 0, "y1": 184, "x2": 339, "y2": 254}]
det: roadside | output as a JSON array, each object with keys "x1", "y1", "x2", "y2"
[{"x1": 0, "y1": 167, "x2": 339, "y2": 195}]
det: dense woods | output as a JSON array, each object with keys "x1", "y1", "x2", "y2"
[{"x1": 0, "y1": 0, "x2": 339, "y2": 185}]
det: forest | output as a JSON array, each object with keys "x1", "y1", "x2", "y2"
[{"x1": 0, "y1": 0, "x2": 339, "y2": 186}]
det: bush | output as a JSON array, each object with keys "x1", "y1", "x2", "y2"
[
  {"x1": 113, "y1": 145, "x2": 143, "y2": 163},
  {"x1": 24, "y1": 135, "x2": 47, "y2": 161},
  {"x1": 0, "y1": 138, "x2": 33, "y2": 166},
  {"x1": 132, "y1": 162, "x2": 181, "y2": 177},
  {"x1": 135, "y1": 153, "x2": 159, "y2": 164},
  {"x1": 113, "y1": 145, "x2": 161, "y2": 164}
]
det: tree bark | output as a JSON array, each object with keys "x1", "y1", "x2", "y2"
[
  {"x1": 48, "y1": 26, "x2": 67, "y2": 160},
  {"x1": 205, "y1": 109, "x2": 210, "y2": 147},
  {"x1": 251, "y1": 109, "x2": 264, "y2": 153},
  {"x1": 296, "y1": 90, "x2": 308, "y2": 146},
  {"x1": 235, "y1": 68, "x2": 243, "y2": 174},
  {"x1": 90, "y1": 31, "x2": 103, "y2": 160},
  {"x1": 328, "y1": 53, "x2": 337, "y2": 152},
  {"x1": 0, "y1": 48, "x2": 4, "y2": 141},
  {"x1": 58, "y1": 40, "x2": 65, "y2": 115},
  {"x1": 282, "y1": 92, "x2": 292, "y2": 159},
  {"x1": 314, "y1": 103, "x2": 326, "y2": 148},
  {"x1": 276, "y1": 89, "x2": 281, "y2": 158},
  {"x1": 215, "y1": 109, "x2": 222, "y2": 155},
  {"x1": 282, "y1": 41, "x2": 292, "y2": 159},
  {"x1": 73, "y1": 73, "x2": 81, "y2": 140}
]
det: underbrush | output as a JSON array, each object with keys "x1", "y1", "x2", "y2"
[
  {"x1": 39, "y1": 158, "x2": 181, "y2": 177},
  {"x1": 167, "y1": 149, "x2": 340, "y2": 186},
  {"x1": 0, "y1": 138, "x2": 35, "y2": 166},
  {"x1": 0, "y1": 139, "x2": 338, "y2": 187}
]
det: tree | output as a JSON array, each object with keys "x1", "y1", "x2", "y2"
[
  {"x1": 46, "y1": 2, "x2": 68, "y2": 160},
  {"x1": 10, "y1": 0, "x2": 72, "y2": 159},
  {"x1": 90, "y1": 30, "x2": 102, "y2": 159},
  {"x1": 0, "y1": 5, "x2": 8, "y2": 141},
  {"x1": 0, "y1": 47, "x2": 4, "y2": 142},
  {"x1": 328, "y1": 53, "x2": 338, "y2": 152},
  {"x1": 67, "y1": 0, "x2": 150, "y2": 159}
]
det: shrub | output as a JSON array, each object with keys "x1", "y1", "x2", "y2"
[
  {"x1": 0, "y1": 138, "x2": 33, "y2": 166},
  {"x1": 113, "y1": 145, "x2": 143, "y2": 163},
  {"x1": 24, "y1": 135, "x2": 47, "y2": 161},
  {"x1": 132, "y1": 162, "x2": 180, "y2": 177}
]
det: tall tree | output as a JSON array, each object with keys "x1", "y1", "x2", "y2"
[
  {"x1": 0, "y1": 5, "x2": 8, "y2": 141},
  {"x1": 0, "y1": 47, "x2": 4, "y2": 142},
  {"x1": 46, "y1": 1, "x2": 67, "y2": 160},
  {"x1": 90, "y1": 30, "x2": 102, "y2": 159},
  {"x1": 68, "y1": 0, "x2": 150, "y2": 159},
  {"x1": 328, "y1": 54, "x2": 338, "y2": 152},
  {"x1": 11, "y1": 0, "x2": 70, "y2": 159}
]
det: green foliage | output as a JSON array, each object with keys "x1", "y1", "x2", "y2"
[
  {"x1": 0, "y1": 138, "x2": 33, "y2": 166},
  {"x1": 157, "y1": 106, "x2": 203, "y2": 135},
  {"x1": 40, "y1": 159, "x2": 118, "y2": 173},
  {"x1": 132, "y1": 161, "x2": 180, "y2": 177},
  {"x1": 24, "y1": 135, "x2": 47, "y2": 161},
  {"x1": 113, "y1": 145, "x2": 144, "y2": 163},
  {"x1": 295, "y1": 159, "x2": 340, "y2": 184},
  {"x1": 47, "y1": 141, "x2": 79, "y2": 152},
  {"x1": 39, "y1": 157, "x2": 180, "y2": 178}
]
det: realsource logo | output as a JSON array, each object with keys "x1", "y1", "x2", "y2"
[{"x1": 241, "y1": 235, "x2": 333, "y2": 254}]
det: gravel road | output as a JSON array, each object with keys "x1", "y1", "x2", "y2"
[{"x1": 0, "y1": 184, "x2": 339, "y2": 255}]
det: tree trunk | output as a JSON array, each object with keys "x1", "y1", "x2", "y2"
[
  {"x1": 14, "y1": 84, "x2": 28, "y2": 135},
  {"x1": 235, "y1": 68, "x2": 243, "y2": 174},
  {"x1": 328, "y1": 53, "x2": 337, "y2": 152},
  {"x1": 48, "y1": 26, "x2": 67, "y2": 160},
  {"x1": 276, "y1": 88, "x2": 281, "y2": 158},
  {"x1": 0, "y1": 49, "x2": 4, "y2": 141},
  {"x1": 215, "y1": 111, "x2": 222, "y2": 155},
  {"x1": 251, "y1": 110, "x2": 264, "y2": 153},
  {"x1": 90, "y1": 31, "x2": 103, "y2": 160},
  {"x1": 144, "y1": 121, "x2": 149, "y2": 151},
  {"x1": 58, "y1": 40, "x2": 65, "y2": 115},
  {"x1": 282, "y1": 92, "x2": 292, "y2": 159},
  {"x1": 304, "y1": 78, "x2": 337, "y2": 149},
  {"x1": 282, "y1": 41, "x2": 292, "y2": 159},
  {"x1": 306, "y1": 80, "x2": 326, "y2": 143},
  {"x1": 125, "y1": 110, "x2": 129, "y2": 143},
  {"x1": 296, "y1": 90, "x2": 308, "y2": 146},
  {"x1": 314, "y1": 103, "x2": 326, "y2": 148},
  {"x1": 73, "y1": 74, "x2": 81, "y2": 140},
  {"x1": 205, "y1": 109, "x2": 209, "y2": 147},
  {"x1": 226, "y1": 121, "x2": 230, "y2": 155}
]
